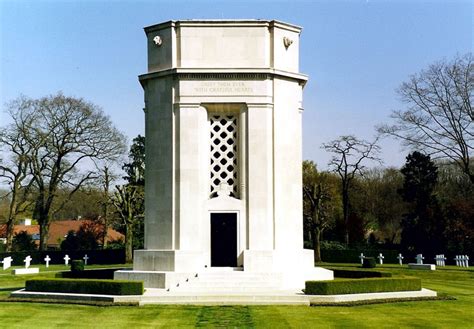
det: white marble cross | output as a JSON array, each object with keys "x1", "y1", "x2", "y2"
[
  {"x1": 24, "y1": 255, "x2": 32, "y2": 269},
  {"x1": 2, "y1": 256, "x2": 13, "y2": 270},
  {"x1": 359, "y1": 253, "x2": 365, "y2": 265},
  {"x1": 454, "y1": 255, "x2": 460, "y2": 266},
  {"x1": 64, "y1": 254, "x2": 70, "y2": 265},
  {"x1": 377, "y1": 253, "x2": 384, "y2": 265},
  {"x1": 44, "y1": 255, "x2": 51, "y2": 268},
  {"x1": 397, "y1": 253, "x2": 404, "y2": 266},
  {"x1": 465, "y1": 256, "x2": 470, "y2": 268},
  {"x1": 416, "y1": 254, "x2": 424, "y2": 264},
  {"x1": 83, "y1": 254, "x2": 89, "y2": 265},
  {"x1": 434, "y1": 254, "x2": 446, "y2": 267}
]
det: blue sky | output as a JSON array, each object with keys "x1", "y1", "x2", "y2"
[{"x1": 0, "y1": 0, "x2": 472, "y2": 169}]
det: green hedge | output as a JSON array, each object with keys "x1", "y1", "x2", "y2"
[
  {"x1": 57, "y1": 268, "x2": 124, "y2": 279},
  {"x1": 305, "y1": 277, "x2": 421, "y2": 295},
  {"x1": 25, "y1": 279, "x2": 143, "y2": 296},
  {"x1": 71, "y1": 260, "x2": 84, "y2": 272},
  {"x1": 332, "y1": 269, "x2": 392, "y2": 278},
  {"x1": 362, "y1": 257, "x2": 376, "y2": 268}
]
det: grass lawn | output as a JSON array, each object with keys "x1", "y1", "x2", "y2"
[{"x1": 0, "y1": 263, "x2": 472, "y2": 328}]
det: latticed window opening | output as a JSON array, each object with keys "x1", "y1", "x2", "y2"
[{"x1": 210, "y1": 114, "x2": 238, "y2": 198}]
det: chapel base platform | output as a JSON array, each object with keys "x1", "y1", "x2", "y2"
[{"x1": 10, "y1": 288, "x2": 437, "y2": 306}]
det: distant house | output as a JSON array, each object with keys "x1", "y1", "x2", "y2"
[{"x1": 0, "y1": 219, "x2": 124, "y2": 249}]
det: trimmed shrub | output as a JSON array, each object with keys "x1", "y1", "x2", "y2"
[
  {"x1": 362, "y1": 257, "x2": 376, "y2": 268},
  {"x1": 25, "y1": 279, "x2": 144, "y2": 296},
  {"x1": 305, "y1": 277, "x2": 421, "y2": 295},
  {"x1": 332, "y1": 269, "x2": 392, "y2": 278},
  {"x1": 71, "y1": 260, "x2": 84, "y2": 272},
  {"x1": 57, "y1": 268, "x2": 124, "y2": 279}
]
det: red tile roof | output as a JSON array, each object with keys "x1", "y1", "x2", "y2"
[{"x1": 0, "y1": 219, "x2": 124, "y2": 248}]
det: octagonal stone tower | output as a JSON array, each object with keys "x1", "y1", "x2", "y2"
[{"x1": 116, "y1": 20, "x2": 333, "y2": 290}]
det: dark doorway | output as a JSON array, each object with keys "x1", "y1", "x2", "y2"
[{"x1": 211, "y1": 213, "x2": 237, "y2": 267}]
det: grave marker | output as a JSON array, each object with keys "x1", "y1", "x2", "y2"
[
  {"x1": 2, "y1": 256, "x2": 13, "y2": 270},
  {"x1": 416, "y1": 254, "x2": 424, "y2": 265},
  {"x1": 24, "y1": 255, "x2": 32, "y2": 269},
  {"x1": 377, "y1": 253, "x2": 384, "y2": 265},
  {"x1": 83, "y1": 254, "x2": 89, "y2": 265},
  {"x1": 397, "y1": 253, "x2": 404, "y2": 266},
  {"x1": 457, "y1": 255, "x2": 469, "y2": 267},
  {"x1": 359, "y1": 253, "x2": 365, "y2": 265},
  {"x1": 12, "y1": 255, "x2": 39, "y2": 275},
  {"x1": 454, "y1": 255, "x2": 460, "y2": 266},
  {"x1": 64, "y1": 254, "x2": 70, "y2": 265},
  {"x1": 434, "y1": 254, "x2": 446, "y2": 267},
  {"x1": 44, "y1": 255, "x2": 51, "y2": 268}
]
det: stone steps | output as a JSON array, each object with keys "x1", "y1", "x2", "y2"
[
  {"x1": 169, "y1": 269, "x2": 283, "y2": 293},
  {"x1": 139, "y1": 294, "x2": 309, "y2": 305}
]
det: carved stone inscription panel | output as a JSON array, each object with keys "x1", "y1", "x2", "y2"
[{"x1": 180, "y1": 79, "x2": 269, "y2": 97}]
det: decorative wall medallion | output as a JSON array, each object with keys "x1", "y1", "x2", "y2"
[
  {"x1": 153, "y1": 35, "x2": 163, "y2": 46},
  {"x1": 216, "y1": 183, "x2": 233, "y2": 197},
  {"x1": 283, "y1": 36, "x2": 293, "y2": 49}
]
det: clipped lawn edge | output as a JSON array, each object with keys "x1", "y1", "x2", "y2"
[{"x1": 310, "y1": 295, "x2": 456, "y2": 307}]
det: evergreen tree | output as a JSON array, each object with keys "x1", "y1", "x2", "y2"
[
  {"x1": 12, "y1": 231, "x2": 37, "y2": 251},
  {"x1": 399, "y1": 151, "x2": 444, "y2": 252}
]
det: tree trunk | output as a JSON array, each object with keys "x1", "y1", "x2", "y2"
[
  {"x1": 125, "y1": 223, "x2": 133, "y2": 263},
  {"x1": 342, "y1": 182, "x2": 350, "y2": 246},
  {"x1": 39, "y1": 219, "x2": 49, "y2": 251},
  {"x1": 5, "y1": 219, "x2": 15, "y2": 252},
  {"x1": 102, "y1": 167, "x2": 110, "y2": 248},
  {"x1": 102, "y1": 215, "x2": 108, "y2": 248},
  {"x1": 5, "y1": 186, "x2": 18, "y2": 252},
  {"x1": 312, "y1": 226, "x2": 322, "y2": 263}
]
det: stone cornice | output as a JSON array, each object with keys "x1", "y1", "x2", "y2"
[
  {"x1": 139, "y1": 68, "x2": 308, "y2": 87},
  {"x1": 144, "y1": 19, "x2": 302, "y2": 34}
]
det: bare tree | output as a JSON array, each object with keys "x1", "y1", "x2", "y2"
[
  {"x1": 322, "y1": 135, "x2": 382, "y2": 245},
  {"x1": 0, "y1": 97, "x2": 36, "y2": 251},
  {"x1": 302, "y1": 160, "x2": 339, "y2": 262},
  {"x1": 4, "y1": 93, "x2": 127, "y2": 250},
  {"x1": 96, "y1": 164, "x2": 120, "y2": 248},
  {"x1": 112, "y1": 184, "x2": 143, "y2": 263},
  {"x1": 378, "y1": 53, "x2": 474, "y2": 184}
]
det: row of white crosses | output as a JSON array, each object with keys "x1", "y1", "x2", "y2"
[
  {"x1": 416, "y1": 253, "x2": 470, "y2": 267},
  {"x1": 63, "y1": 254, "x2": 89, "y2": 265},
  {"x1": 358, "y1": 252, "x2": 469, "y2": 267},
  {"x1": 358, "y1": 253, "x2": 385, "y2": 265},
  {"x1": 434, "y1": 254, "x2": 447, "y2": 266},
  {"x1": 1, "y1": 254, "x2": 90, "y2": 270},
  {"x1": 454, "y1": 255, "x2": 470, "y2": 267},
  {"x1": 359, "y1": 253, "x2": 385, "y2": 265}
]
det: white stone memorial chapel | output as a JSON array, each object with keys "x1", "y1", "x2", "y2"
[{"x1": 115, "y1": 19, "x2": 333, "y2": 290}]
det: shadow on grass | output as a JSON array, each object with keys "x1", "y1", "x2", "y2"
[{"x1": 195, "y1": 306, "x2": 255, "y2": 327}]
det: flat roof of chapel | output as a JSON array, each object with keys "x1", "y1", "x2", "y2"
[{"x1": 144, "y1": 19, "x2": 302, "y2": 33}]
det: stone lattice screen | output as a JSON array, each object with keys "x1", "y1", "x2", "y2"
[{"x1": 209, "y1": 114, "x2": 239, "y2": 198}]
